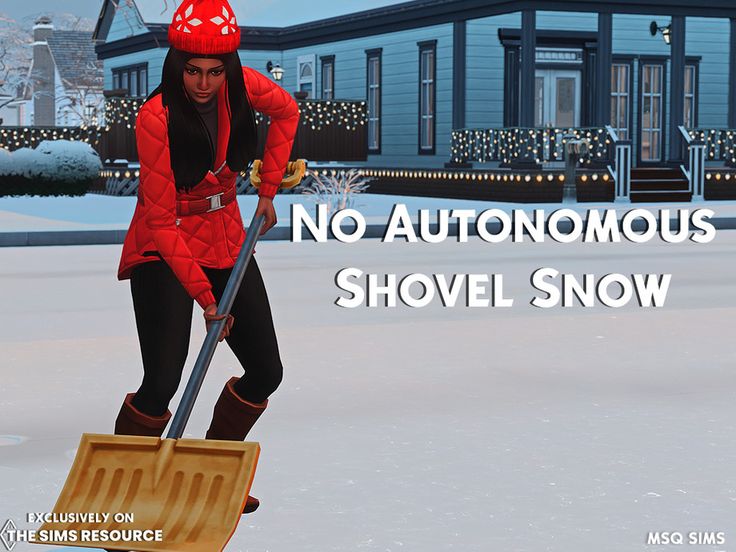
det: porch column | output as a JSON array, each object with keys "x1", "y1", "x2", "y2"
[
  {"x1": 668, "y1": 16, "x2": 686, "y2": 162},
  {"x1": 452, "y1": 20, "x2": 466, "y2": 130},
  {"x1": 596, "y1": 13, "x2": 612, "y2": 127},
  {"x1": 729, "y1": 18, "x2": 736, "y2": 128},
  {"x1": 519, "y1": 9, "x2": 536, "y2": 128}
]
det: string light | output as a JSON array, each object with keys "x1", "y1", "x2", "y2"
[
  {"x1": 0, "y1": 126, "x2": 102, "y2": 151},
  {"x1": 450, "y1": 127, "x2": 609, "y2": 165},
  {"x1": 360, "y1": 168, "x2": 608, "y2": 184},
  {"x1": 293, "y1": 100, "x2": 366, "y2": 131},
  {"x1": 689, "y1": 128, "x2": 736, "y2": 165},
  {"x1": 1, "y1": 98, "x2": 368, "y2": 155}
]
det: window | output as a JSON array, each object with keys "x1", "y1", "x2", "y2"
[
  {"x1": 366, "y1": 49, "x2": 381, "y2": 152},
  {"x1": 684, "y1": 63, "x2": 697, "y2": 129},
  {"x1": 297, "y1": 54, "x2": 316, "y2": 98},
  {"x1": 534, "y1": 76, "x2": 544, "y2": 127},
  {"x1": 112, "y1": 64, "x2": 148, "y2": 97},
  {"x1": 611, "y1": 61, "x2": 632, "y2": 140},
  {"x1": 321, "y1": 56, "x2": 334, "y2": 100},
  {"x1": 640, "y1": 61, "x2": 665, "y2": 162},
  {"x1": 418, "y1": 40, "x2": 436, "y2": 154}
]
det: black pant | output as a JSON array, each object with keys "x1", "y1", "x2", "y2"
[{"x1": 129, "y1": 257, "x2": 283, "y2": 417}]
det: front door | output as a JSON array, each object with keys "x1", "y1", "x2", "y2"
[{"x1": 534, "y1": 69, "x2": 581, "y2": 128}]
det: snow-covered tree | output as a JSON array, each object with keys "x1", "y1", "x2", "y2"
[
  {"x1": 0, "y1": 13, "x2": 32, "y2": 111},
  {"x1": 0, "y1": 12, "x2": 100, "y2": 125}
]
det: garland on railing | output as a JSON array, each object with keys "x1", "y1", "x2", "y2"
[
  {"x1": 451, "y1": 127, "x2": 610, "y2": 165},
  {"x1": 686, "y1": 128, "x2": 736, "y2": 164}
]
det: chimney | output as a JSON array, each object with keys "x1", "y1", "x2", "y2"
[{"x1": 31, "y1": 16, "x2": 55, "y2": 126}]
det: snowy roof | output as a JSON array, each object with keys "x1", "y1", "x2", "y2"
[
  {"x1": 47, "y1": 30, "x2": 103, "y2": 90},
  {"x1": 134, "y1": 0, "x2": 409, "y2": 27}
]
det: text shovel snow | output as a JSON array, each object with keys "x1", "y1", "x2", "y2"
[{"x1": 30, "y1": 214, "x2": 267, "y2": 552}]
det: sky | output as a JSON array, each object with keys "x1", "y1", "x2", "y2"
[{"x1": 2, "y1": 0, "x2": 412, "y2": 27}]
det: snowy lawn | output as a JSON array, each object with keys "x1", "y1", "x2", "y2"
[
  {"x1": 3, "y1": 192, "x2": 736, "y2": 232},
  {"x1": 0, "y1": 232, "x2": 735, "y2": 551},
  {"x1": 0, "y1": 193, "x2": 506, "y2": 231}
]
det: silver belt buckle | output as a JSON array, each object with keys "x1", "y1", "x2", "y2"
[{"x1": 206, "y1": 192, "x2": 224, "y2": 212}]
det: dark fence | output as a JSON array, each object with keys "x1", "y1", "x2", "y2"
[
  {"x1": 0, "y1": 126, "x2": 103, "y2": 152},
  {"x1": 1, "y1": 97, "x2": 368, "y2": 165}
]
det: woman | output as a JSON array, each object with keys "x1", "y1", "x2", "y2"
[{"x1": 114, "y1": 0, "x2": 300, "y2": 515}]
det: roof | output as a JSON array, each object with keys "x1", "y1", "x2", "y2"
[
  {"x1": 47, "y1": 30, "x2": 103, "y2": 90},
  {"x1": 133, "y1": 0, "x2": 407, "y2": 27},
  {"x1": 94, "y1": 0, "x2": 412, "y2": 39},
  {"x1": 94, "y1": 0, "x2": 736, "y2": 48}
]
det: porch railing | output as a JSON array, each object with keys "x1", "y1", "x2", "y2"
[
  {"x1": 683, "y1": 128, "x2": 736, "y2": 166},
  {"x1": 678, "y1": 125, "x2": 705, "y2": 201},
  {"x1": 450, "y1": 126, "x2": 611, "y2": 166},
  {"x1": 604, "y1": 125, "x2": 632, "y2": 202}
]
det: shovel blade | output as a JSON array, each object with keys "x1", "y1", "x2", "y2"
[{"x1": 30, "y1": 433, "x2": 260, "y2": 551}]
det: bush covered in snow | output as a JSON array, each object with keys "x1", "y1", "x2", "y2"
[
  {"x1": 0, "y1": 147, "x2": 11, "y2": 175},
  {"x1": 0, "y1": 140, "x2": 102, "y2": 197}
]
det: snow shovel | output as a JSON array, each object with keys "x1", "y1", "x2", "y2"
[{"x1": 31, "y1": 214, "x2": 267, "y2": 552}]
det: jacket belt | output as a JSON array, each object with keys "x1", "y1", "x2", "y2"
[{"x1": 176, "y1": 186, "x2": 237, "y2": 216}]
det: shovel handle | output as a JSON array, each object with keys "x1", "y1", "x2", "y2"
[{"x1": 166, "y1": 213, "x2": 266, "y2": 439}]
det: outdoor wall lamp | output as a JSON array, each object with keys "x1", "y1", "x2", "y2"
[
  {"x1": 266, "y1": 61, "x2": 284, "y2": 81},
  {"x1": 650, "y1": 21, "x2": 672, "y2": 45}
]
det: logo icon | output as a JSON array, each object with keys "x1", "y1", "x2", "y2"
[{"x1": 0, "y1": 519, "x2": 17, "y2": 551}]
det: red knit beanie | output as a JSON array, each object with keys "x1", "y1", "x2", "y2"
[{"x1": 168, "y1": 0, "x2": 241, "y2": 54}]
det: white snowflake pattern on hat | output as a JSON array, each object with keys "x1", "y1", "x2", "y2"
[
  {"x1": 168, "y1": 0, "x2": 241, "y2": 53},
  {"x1": 209, "y1": 5, "x2": 237, "y2": 35},
  {"x1": 174, "y1": 4, "x2": 203, "y2": 34}
]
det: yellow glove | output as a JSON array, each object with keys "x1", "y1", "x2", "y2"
[{"x1": 249, "y1": 159, "x2": 307, "y2": 190}]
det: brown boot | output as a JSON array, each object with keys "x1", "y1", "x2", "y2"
[
  {"x1": 105, "y1": 394, "x2": 171, "y2": 552},
  {"x1": 114, "y1": 392, "x2": 172, "y2": 437},
  {"x1": 205, "y1": 377, "x2": 268, "y2": 514}
]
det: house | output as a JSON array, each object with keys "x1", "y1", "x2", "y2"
[
  {"x1": 91, "y1": 0, "x2": 736, "y2": 201},
  {"x1": 7, "y1": 16, "x2": 105, "y2": 127},
  {"x1": 0, "y1": 93, "x2": 28, "y2": 127}
]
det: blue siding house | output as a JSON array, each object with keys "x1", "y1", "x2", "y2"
[{"x1": 92, "y1": 0, "x2": 736, "y2": 202}]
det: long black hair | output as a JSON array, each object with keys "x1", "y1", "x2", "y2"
[{"x1": 145, "y1": 47, "x2": 258, "y2": 192}]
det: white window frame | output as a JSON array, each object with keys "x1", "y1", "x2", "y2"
[
  {"x1": 321, "y1": 57, "x2": 334, "y2": 100},
  {"x1": 611, "y1": 62, "x2": 631, "y2": 140},
  {"x1": 684, "y1": 64, "x2": 696, "y2": 129},
  {"x1": 297, "y1": 54, "x2": 316, "y2": 99},
  {"x1": 419, "y1": 45, "x2": 435, "y2": 152},
  {"x1": 367, "y1": 53, "x2": 380, "y2": 151}
]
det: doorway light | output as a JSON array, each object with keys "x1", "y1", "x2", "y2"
[{"x1": 650, "y1": 21, "x2": 671, "y2": 45}]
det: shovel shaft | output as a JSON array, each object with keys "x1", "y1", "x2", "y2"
[{"x1": 166, "y1": 214, "x2": 266, "y2": 439}]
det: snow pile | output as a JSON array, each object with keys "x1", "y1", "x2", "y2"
[{"x1": 0, "y1": 140, "x2": 101, "y2": 181}]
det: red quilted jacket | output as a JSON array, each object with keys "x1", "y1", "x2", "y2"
[{"x1": 117, "y1": 66, "x2": 300, "y2": 310}]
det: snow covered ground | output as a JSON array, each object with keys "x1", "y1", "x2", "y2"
[
  {"x1": 3, "y1": 193, "x2": 736, "y2": 232},
  {"x1": 1, "y1": 227, "x2": 735, "y2": 551}
]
